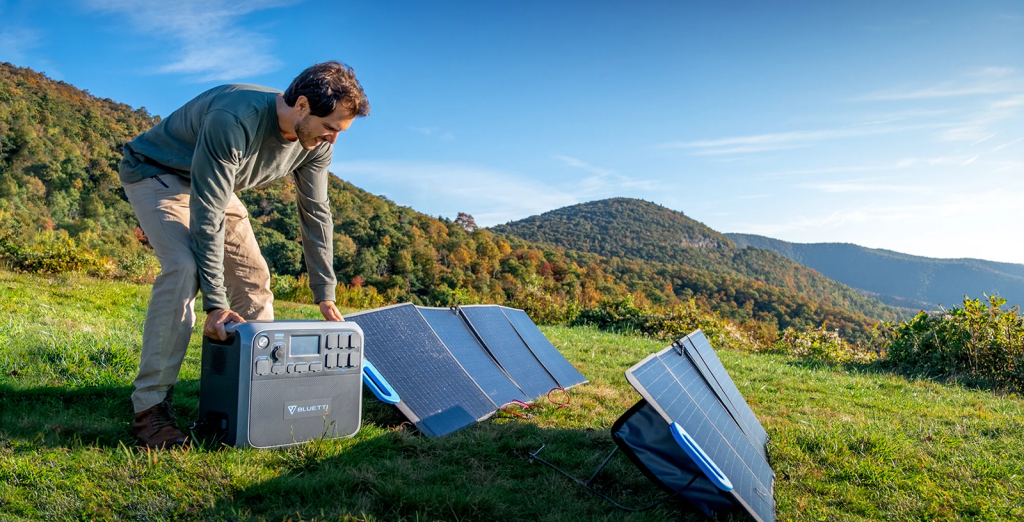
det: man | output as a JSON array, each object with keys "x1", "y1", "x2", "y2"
[{"x1": 119, "y1": 61, "x2": 369, "y2": 448}]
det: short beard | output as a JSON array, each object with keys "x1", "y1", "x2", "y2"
[{"x1": 293, "y1": 115, "x2": 318, "y2": 149}]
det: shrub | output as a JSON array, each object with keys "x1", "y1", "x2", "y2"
[
  {"x1": 764, "y1": 323, "x2": 878, "y2": 364},
  {"x1": 878, "y1": 296, "x2": 1024, "y2": 390},
  {"x1": 271, "y1": 274, "x2": 387, "y2": 310},
  {"x1": 0, "y1": 225, "x2": 115, "y2": 276},
  {"x1": 572, "y1": 294, "x2": 740, "y2": 348}
]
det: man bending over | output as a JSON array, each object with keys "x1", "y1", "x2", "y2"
[{"x1": 119, "y1": 61, "x2": 369, "y2": 448}]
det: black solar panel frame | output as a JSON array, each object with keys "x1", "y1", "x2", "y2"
[
  {"x1": 499, "y1": 306, "x2": 588, "y2": 389},
  {"x1": 418, "y1": 307, "x2": 531, "y2": 407},
  {"x1": 344, "y1": 303, "x2": 498, "y2": 437},
  {"x1": 625, "y1": 347, "x2": 776, "y2": 522},
  {"x1": 458, "y1": 305, "x2": 560, "y2": 399}
]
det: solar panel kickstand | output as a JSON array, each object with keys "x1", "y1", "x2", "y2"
[{"x1": 526, "y1": 444, "x2": 698, "y2": 512}]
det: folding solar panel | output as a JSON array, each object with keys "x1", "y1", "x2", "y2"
[
  {"x1": 619, "y1": 345, "x2": 775, "y2": 522},
  {"x1": 344, "y1": 303, "x2": 497, "y2": 437},
  {"x1": 500, "y1": 307, "x2": 588, "y2": 389},
  {"x1": 458, "y1": 305, "x2": 560, "y2": 399},
  {"x1": 418, "y1": 307, "x2": 530, "y2": 407},
  {"x1": 681, "y1": 331, "x2": 769, "y2": 459}
]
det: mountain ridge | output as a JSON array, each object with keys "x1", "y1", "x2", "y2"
[
  {"x1": 727, "y1": 233, "x2": 1024, "y2": 309},
  {"x1": 492, "y1": 197, "x2": 908, "y2": 321}
]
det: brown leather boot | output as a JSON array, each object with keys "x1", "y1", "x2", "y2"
[{"x1": 132, "y1": 387, "x2": 189, "y2": 449}]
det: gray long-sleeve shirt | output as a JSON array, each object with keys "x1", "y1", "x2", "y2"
[{"x1": 119, "y1": 84, "x2": 336, "y2": 311}]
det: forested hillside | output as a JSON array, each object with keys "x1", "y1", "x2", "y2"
[
  {"x1": 0, "y1": 63, "x2": 886, "y2": 341},
  {"x1": 729, "y1": 233, "x2": 1024, "y2": 309},
  {"x1": 0, "y1": 62, "x2": 159, "y2": 273},
  {"x1": 492, "y1": 198, "x2": 906, "y2": 321}
]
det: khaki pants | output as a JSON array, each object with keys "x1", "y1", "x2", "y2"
[{"x1": 122, "y1": 174, "x2": 274, "y2": 413}]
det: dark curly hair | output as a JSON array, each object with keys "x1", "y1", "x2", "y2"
[{"x1": 283, "y1": 61, "x2": 370, "y2": 118}]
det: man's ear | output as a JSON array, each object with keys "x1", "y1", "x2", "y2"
[{"x1": 295, "y1": 95, "x2": 310, "y2": 117}]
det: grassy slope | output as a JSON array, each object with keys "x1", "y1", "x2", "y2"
[{"x1": 0, "y1": 270, "x2": 1021, "y2": 521}]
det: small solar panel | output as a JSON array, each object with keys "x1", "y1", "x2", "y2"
[
  {"x1": 459, "y1": 305, "x2": 559, "y2": 399},
  {"x1": 418, "y1": 307, "x2": 530, "y2": 407},
  {"x1": 682, "y1": 331, "x2": 769, "y2": 459},
  {"x1": 500, "y1": 307, "x2": 588, "y2": 389},
  {"x1": 344, "y1": 303, "x2": 497, "y2": 437},
  {"x1": 626, "y1": 349, "x2": 775, "y2": 522}
]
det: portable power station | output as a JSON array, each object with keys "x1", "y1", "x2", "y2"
[{"x1": 196, "y1": 321, "x2": 396, "y2": 449}]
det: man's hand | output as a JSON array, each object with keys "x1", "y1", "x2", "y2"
[
  {"x1": 319, "y1": 300, "x2": 345, "y2": 322},
  {"x1": 204, "y1": 308, "x2": 245, "y2": 341}
]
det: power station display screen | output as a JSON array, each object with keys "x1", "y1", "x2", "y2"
[{"x1": 290, "y1": 335, "x2": 321, "y2": 356}]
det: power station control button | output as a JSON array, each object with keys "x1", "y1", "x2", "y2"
[
  {"x1": 271, "y1": 364, "x2": 285, "y2": 375},
  {"x1": 295, "y1": 363, "x2": 308, "y2": 373},
  {"x1": 310, "y1": 362, "x2": 323, "y2": 372},
  {"x1": 257, "y1": 336, "x2": 269, "y2": 348},
  {"x1": 325, "y1": 353, "x2": 336, "y2": 369},
  {"x1": 326, "y1": 334, "x2": 337, "y2": 349},
  {"x1": 271, "y1": 345, "x2": 285, "y2": 362},
  {"x1": 254, "y1": 359, "x2": 270, "y2": 375}
]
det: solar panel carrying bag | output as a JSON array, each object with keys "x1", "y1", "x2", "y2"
[{"x1": 611, "y1": 399, "x2": 739, "y2": 519}]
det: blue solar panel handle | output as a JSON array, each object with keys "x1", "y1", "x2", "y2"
[
  {"x1": 670, "y1": 422, "x2": 734, "y2": 492},
  {"x1": 362, "y1": 359, "x2": 400, "y2": 405}
]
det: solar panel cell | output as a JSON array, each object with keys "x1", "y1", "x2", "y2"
[
  {"x1": 419, "y1": 307, "x2": 530, "y2": 406},
  {"x1": 344, "y1": 304, "x2": 497, "y2": 437},
  {"x1": 501, "y1": 307, "x2": 588, "y2": 388},
  {"x1": 459, "y1": 306, "x2": 559, "y2": 399},
  {"x1": 683, "y1": 331, "x2": 769, "y2": 458}
]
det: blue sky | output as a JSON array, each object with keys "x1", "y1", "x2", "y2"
[{"x1": 2, "y1": 1, "x2": 1023, "y2": 263}]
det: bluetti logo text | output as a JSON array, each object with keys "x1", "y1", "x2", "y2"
[{"x1": 284, "y1": 399, "x2": 332, "y2": 419}]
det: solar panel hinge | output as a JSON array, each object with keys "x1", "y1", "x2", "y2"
[{"x1": 671, "y1": 340, "x2": 685, "y2": 356}]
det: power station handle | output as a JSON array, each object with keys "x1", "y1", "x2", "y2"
[
  {"x1": 670, "y1": 422, "x2": 734, "y2": 492},
  {"x1": 224, "y1": 322, "x2": 240, "y2": 334},
  {"x1": 362, "y1": 359, "x2": 400, "y2": 404}
]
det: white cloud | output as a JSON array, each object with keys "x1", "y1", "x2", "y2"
[
  {"x1": 800, "y1": 181, "x2": 926, "y2": 194},
  {"x1": 553, "y1": 154, "x2": 663, "y2": 194},
  {"x1": 733, "y1": 189, "x2": 1016, "y2": 236},
  {"x1": 0, "y1": 27, "x2": 39, "y2": 62},
  {"x1": 85, "y1": 0, "x2": 293, "y2": 82},
  {"x1": 662, "y1": 123, "x2": 942, "y2": 156},
  {"x1": 992, "y1": 137, "x2": 1023, "y2": 151},
  {"x1": 408, "y1": 126, "x2": 454, "y2": 140},
  {"x1": 857, "y1": 67, "x2": 1024, "y2": 101},
  {"x1": 553, "y1": 155, "x2": 614, "y2": 176},
  {"x1": 330, "y1": 160, "x2": 577, "y2": 226},
  {"x1": 409, "y1": 126, "x2": 439, "y2": 135}
]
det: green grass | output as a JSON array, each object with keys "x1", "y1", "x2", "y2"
[{"x1": 0, "y1": 269, "x2": 1022, "y2": 521}]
